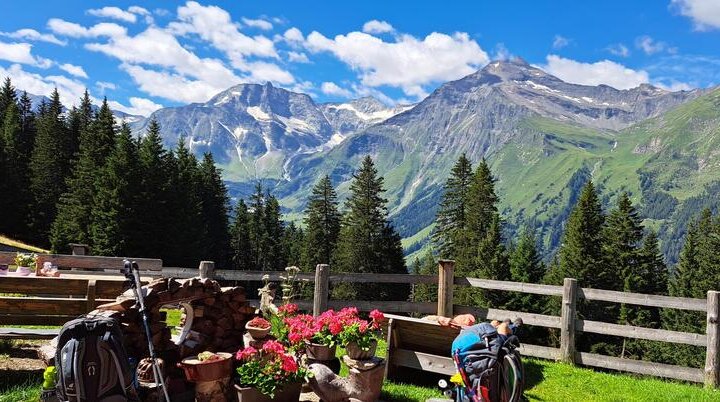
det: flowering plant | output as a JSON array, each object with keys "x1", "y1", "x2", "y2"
[
  {"x1": 235, "y1": 340, "x2": 310, "y2": 397},
  {"x1": 284, "y1": 309, "x2": 346, "y2": 347},
  {"x1": 337, "y1": 309, "x2": 385, "y2": 351},
  {"x1": 14, "y1": 253, "x2": 36, "y2": 268}
]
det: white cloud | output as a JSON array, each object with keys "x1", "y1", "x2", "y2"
[
  {"x1": 128, "y1": 6, "x2": 150, "y2": 15},
  {"x1": 242, "y1": 17, "x2": 273, "y2": 31},
  {"x1": 0, "y1": 63, "x2": 87, "y2": 106},
  {"x1": 96, "y1": 81, "x2": 117, "y2": 92},
  {"x1": 0, "y1": 41, "x2": 52, "y2": 68},
  {"x1": 607, "y1": 43, "x2": 630, "y2": 57},
  {"x1": 635, "y1": 35, "x2": 669, "y2": 55},
  {"x1": 552, "y1": 35, "x2": 569, "y2": 49},
  {"x1": 58, "y1": 63, "x2": 88, "y2": 78},
  {"x1": 493, "y1": 43, "x2": 513, "y2": 60},
  {"x1": 87, "y1": 7, "x2": 137, "y2": 23},
  {"x1": 283, "y1": 27, "x2": 304, "y2": 43},
  {"x1": 672, "y1": 0, "x2": 720, "y2": 30},
  {"x1": 109, "y1": 96, "x2": 163, "y2": 117},
  {"x1": 120, "y1": 64, "x2": 228, "y2": 103},
  {"x1": 244, "y1": 61, "x2": 294, "y2": 84},
  {"x1": 0, "y1": 29, "x2": 66, "y2": 46},
  {"x1": 541, "y1": 55, "x2": 650, "y2": 90},
  {"x1": 305, "y1": 30, "x2": 489, "y2": 98},
  {"x1": 48, "y1": 19, "x2": 127, "y2": 38},
  {"x1": 362, "y1": 20, "x2": 394, "y2": 34},
  {"x1": 321, "y1": 82, "x2": 353, "y2": 97},
  {"x1": 287, "y1": 51, "x2": 310, "y2": 63}
]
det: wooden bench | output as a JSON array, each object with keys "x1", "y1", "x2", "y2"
[{"x1": 0, "y1": 252, "x2": 161, "y2": 339}]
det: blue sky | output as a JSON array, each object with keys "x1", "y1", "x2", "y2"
[{"x1": 0, "y1": 0, "x2": 718, "y2": 116}]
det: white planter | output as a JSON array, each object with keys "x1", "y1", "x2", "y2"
[{"x1": 16, "y1": 266, "x2": 32, "y2": 276}]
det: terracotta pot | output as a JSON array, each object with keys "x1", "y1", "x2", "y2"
[
  {"x1": 235, "y1": 382, "x2": 302, "y2": 402},
  {"x1": 305, "y1": 343, "x2": 336, "y2": 361},
  {"x1": 345, "y1": 339, "x2": 377, "y2": 360},
  {"x1": 16, "y1": 266, "x2": 31, "y2": 276},
  {"x1": 245, "y1": 323, "x2": 270, "y2": 340},
  {"x1": 178, "y1": 352, "x2": 233, "y2": 382}
]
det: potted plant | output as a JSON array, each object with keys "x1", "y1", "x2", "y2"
[
  {"x1": 178, "y1": 351, "x2": 233, "y2": 382},
  {"x1": 285, "y1": 310, "x2": 340, "y2": 361},
  {"x1": 234, "y1": 340, "x2": 309, "y2": 402},
  {"x1": 14, "y1": 253, "x2": 36, "y2": 276},
  {"x1": 338, "y1": 309, "x2": 385, "y2": 360},
  {"x1": 245, "y1": 316, "x2": 271, "y2": 340}
]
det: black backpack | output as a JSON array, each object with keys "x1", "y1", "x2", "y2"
[{"x1": 55, "y1": 316, "x2": 138, "y2": 402}]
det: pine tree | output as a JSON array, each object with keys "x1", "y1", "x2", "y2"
[
  {"x1": 409, "y1": 252, "x2": 438, "y2": 303},
  {"x1": 198, "y1": 153, "x2": 231, "y2": 267},
  {"x1": 302, "y1": 175, "x2": 341, "y2": 271},
  {"x1": 0, "y1": 77, "x2": 17, "y2": 121},
  {"x1": 333, "y1": 156, "x2": 408, "y2": 300},
  {"x1": 263, "y1": 194, "x2": 286, "y2": 271},
  {"x1": 231, "y1": 199, "x2": 254, "y2": 270},
  {"x1": 433, "y1": 154, "x2": 473, "y2": 259},
  {"x1": 90, "y1": 122, "x2": 141, "y2": 256},
  {"x1": 1, "y1": 101, "x2": 26, "y2": 238},
  {"x1": 248, "y1": 182, "x2": 267, "y2": 270},
  {"x1": 134, "y1": 118, "x2": 173, "y2": 259},
  {"x1": 507, "y1": 227, "x2": 545, "y2": 313},
  {"x1": 283, "y1": 222, "x2": 305, "y2": 267},
  {"x1": 168, "y1": 139, "x2": 204, "y2": 267},
  {"x1": 51, "y1": 98, "x2": 116, "y2": 252},
  {"x1": 28, "y1": 89, "x2": 69, "y2": 245}
]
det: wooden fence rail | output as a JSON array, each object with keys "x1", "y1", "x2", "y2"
[{"x1": 1, "y1": 251, "x2": 718, "y2": 387}]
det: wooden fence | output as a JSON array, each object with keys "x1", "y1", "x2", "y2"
[{"x1": 1, "y1": 251, "x2": 718, "y2": 387}]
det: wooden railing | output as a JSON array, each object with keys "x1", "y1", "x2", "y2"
[{"x1": 1, "y1": 251, "x2": 718, "y2": 387}]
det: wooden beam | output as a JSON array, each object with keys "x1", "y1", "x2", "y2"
[
  {"x1": 576, "y1": 351, "x2": 704, "y2": 383},
  {"x1": 0, "y1": 328, "x2": 60, "y2": 340},
  {"x1": 20, "y1": 253, "x2": 163, "y2": 271},
  {"x1": 560, "y1": 278, "x2": 578, "y2": 364},
  {"x1": 579, "y1": 288, "x2": 706, "y2": 312},
  {"x1": 313, "y1": 264, "x2": 329, "y2": 317},
  {"x1": 328, "y1": 273, "x2": 437, "y2": 284},
  {"x1": 326, "y1": 300, "x2": 436, "y2": 314},
  {"x1": 519, "y1": 344, "x2": 560, "y2": 360},
  {"x1": 391, "y1": 348, "x2": 456, "y2": 375},
  {"x1": 437, "y1": 260, "x2": 455, "y2": 317},
  {"x1": 198, "y1": 261, "x2": 215, "y2": 279},
  {"x1": 705, "y1": 291, "x2": 720, "y2": 388},
  {"x1": 456, "y1": 277, "x2": 564, "y2": 296},
  {"x1": 576, "y1": 319, "x2": 706, "y2": 346},
  {"x1": 0, "y1": 297, "x2": 101, "y2": 316},
  {"x1": 86, "y1": 279, "x2": 97, "y2": 313},
  {"x1": 0, "y1": 315, "x2": 76, "y2": 326},
  {"x1": 453, "y1": 305, "x2": 562, "y2": 329}
]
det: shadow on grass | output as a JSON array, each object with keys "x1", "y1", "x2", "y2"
[
  {"x1": 0, "y1": 368, "x2": 43, "y2": 393},
  {"x1": 522, "y1": 359, "x2": 546, "y2": 401}
]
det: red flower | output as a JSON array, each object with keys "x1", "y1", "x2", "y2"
[
  {"x1": 280, "y1": 354, "x2": 298, "y2": 373},
  {"x1": 278, "y1": 303, "x2": 299, "y2": 316},
  {"x1": 236, "y1": 346, "x2": 258, "y2": 361},
  {"x1": 359, "y1": 321, "x2": 369, "y2": 333},
  {"x1": 369, "y1": 309, "x2": 384, "y2": 322},
  {"x1": 329, "y1": 321, "x2": 342, "y2": 335},
  {"x1": 262, "y1": 340, "x2": 286, "y2": 355}
]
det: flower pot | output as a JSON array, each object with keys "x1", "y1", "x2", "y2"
[
  {"x1": 305, "y1": 343, "x2": 336, "y2": 361},
  {"x1": 0, "y1": 265, "x2": 7, "y2": 276},
  {"x1": 16, "y1": 266, "x2": 31, "y2": 276},
  {"x1": 235, "y1": 382, "x2": 301, "y2": 402},
  {"x1": 178, "y1": 352, "x2": 233, "y2": 382},
  {"x1": 245, "y1": 323, "x2": 270, "y2": 340},
  {"x1": 345, "y1": 339, "x2": 377, "y2": 360}
]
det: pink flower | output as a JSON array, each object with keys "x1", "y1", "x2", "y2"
[
  {"x1": 262, "y1": 340, "x2": 286, "y2": 355},
  {"x1": 329, "y1": 321, "x2": 342, "y2": 335},
  {"x1": 359, "y1": 321, "x2": 369, "y2": 333},
  {"x1": 280, "y1": 355, "x2": 298, "y2": 373},
  {"x1": 278, "y1": 303, "x2": 299, "y2": 316},
  {"x1": 236, "y1": 346, "x2": 258, "y2": 361},
  {"x1": 369, "y1": 309, "x2": 384, "y2": 322}
]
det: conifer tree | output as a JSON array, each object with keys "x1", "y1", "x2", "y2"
[
  {"x1": 90, "y1": 122, "x2": 141, "y2": 256},
  {"x1": 52, "y1": 98, "x2": 116, "y2": 252},
  {"x1": 231, "y1": 199, "x2": 254, "y2": 270},
  {"x1": 198, "y1": 153, "x2": 231, "y2": 267},
  {"x1": 29, "y1": 89, "x2": 69, "y2": 245},
  {"x1": 248, "y1": 182, "x2": 267, "y2": 270},
  {"x1": 0, "y1": 78, "x2": 17, "y2": 121},
  {"x1": 507, "y1": 227, "x2": 545, "y2": 312},
  {"x1": 168, "y1": 139, "x2": 204, "y2": 266},
  {"x1": 263, "y1": 194, "x2": 286, "y2": 271},
  {"x1": 433, "y1": 154, "x2": 473, "y2": 259},
  {"x1": 302, "y1": 175, "x2": 341, "y2": 271},
  {"x1": 333, "y1": 156, "x2": 407, "y2": 300},
  {"x1": 409, "y1": 252, "x2": 438, "y2": 303},
  {"x1": 1, "y1": 101, "x2": 26, "y2": 238},
  {"x1": 283, "y1": 222, "x2": 304, "y2": 267}
]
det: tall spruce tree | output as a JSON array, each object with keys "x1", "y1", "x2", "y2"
[
  {"x1": 231, "y1": 199, "x2": 254, "y2": 270},
  {"x1": 1, "y1": 100, "x2": 27, "y2": 238},
  {"x1": 248, "y1": 182, "x2": 267, "y2": 270},
  {"x1": 263, "y1": 194, "x2": 286, "y2": 271},
  {"x1": 0, "y1": 78, "x2": 17, "y2": 121},
  {"x1": 28, "y1": 89, "x2": 69, "y2": 245},
  {"x1": 332, "y1": 156, "x2": 407, "y2": 300},
  {"x1": 52, "y1": 98, "x2": 116, "y2": 252},
  {"x1": 283, "y1": 222, "x2": 304, "y2": 267},
  {"x1": 197, "y1": 153, "x2": 231, "y2": 267},
  {"x1": 90, "y1": 122, "x2": 141, "y2": 256},
  {"x1": 409, "y1": 252, "x2": 438, "y2": 303},
  {"x1": 433, "y1": 154, "x2": 473, "y2": 259},
  {"x1": 168, "y1": 139, "x2": 204, "y2": 266},
  {"x1": 507, "y1": 227, "x2": 545, "y2": 313},
  {"x1": 302, "y1": 175, "x2": 341, "y2": 271}
]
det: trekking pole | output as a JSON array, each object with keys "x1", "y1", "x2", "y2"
[{"x1": 123, "y1": 260, "x2": 171, "y2": 402}]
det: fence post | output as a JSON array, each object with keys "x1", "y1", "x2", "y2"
[
  {"x1": 705, "y1": 291, "x2": 720, "y2": 388},
  {"x1": 437, "y1": 259, "x2": 455, "y2": 317},
  {"x1": 313, "y1": 264, "x2": 330, "y2": 317},
  {"x1": 560, "y1": 278, "x2": 577, "y2": 364},
  {"x1": 199, "y1": 261, "x2": 215, "y2": 280}
]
